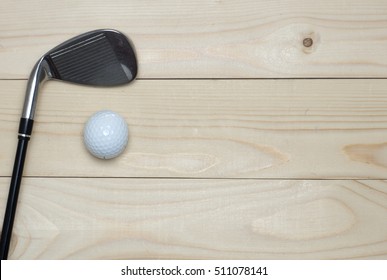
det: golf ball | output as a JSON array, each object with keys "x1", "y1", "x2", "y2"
[{"x1": 83, "y1": 110, "x2": 129, "y2": 159}]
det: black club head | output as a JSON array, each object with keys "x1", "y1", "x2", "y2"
[
  {"x1": 22, "y1": 29, "x2": 137, "y2": 120},
  {"x1": 46, "y1": 29, "x2": 137, "y2": 86}
]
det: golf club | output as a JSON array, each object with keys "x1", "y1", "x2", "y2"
[{"x1": 0, "y1": 29, "x2": 137, "y2": 259}]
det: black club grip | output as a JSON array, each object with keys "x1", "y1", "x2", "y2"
[{"x1": 0, "y1": 118, "x2": 33, "y2": 259}]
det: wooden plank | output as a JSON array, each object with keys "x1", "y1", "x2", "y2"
[
  {"x1": 1, "y1": 0, "x2": 387, "y2": 78},
  {"x1": 1, "y1": 178, "x2": 386, "y2": 259},
  {"x1": 1, "y1": 79, "x2": 387, "y2": 179}
]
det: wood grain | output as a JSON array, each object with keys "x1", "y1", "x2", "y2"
[
  {"x1": 0, "y1": 178, "x2": 386, "y2": 259},
  {"x1": 1, "y1": 0, "x2": 387, "y2": 78},
  {"x1": 1, "y1": 0, "x2": 387, "y2": 261},
  {"x1": 1, "y1": 79, "x2": 387, "y2": 179}
]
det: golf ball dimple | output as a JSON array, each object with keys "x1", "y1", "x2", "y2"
[{"x1": 83, "y1": 110, "x2": 129, "y2": 159}]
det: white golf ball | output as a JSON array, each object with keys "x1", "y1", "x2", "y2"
[{"x1": 83, "y1": 110, "x2": 129, "y2": 159}]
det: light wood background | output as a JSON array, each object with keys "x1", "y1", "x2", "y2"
[{"x1": 0, "y1": 0, "x2": 387, "y2": 259}]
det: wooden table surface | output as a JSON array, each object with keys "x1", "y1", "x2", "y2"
[{"x1": 1, "y1": 0, "x2": 387, "y2": 259}]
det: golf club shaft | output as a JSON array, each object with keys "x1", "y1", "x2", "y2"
[{"x1": 0, "y1": 119, "x2": 33, "y2": 260}]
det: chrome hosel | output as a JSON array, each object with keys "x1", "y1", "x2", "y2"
[{"x1": 21, "y1": 57, "x2": 52, "y2": 120}]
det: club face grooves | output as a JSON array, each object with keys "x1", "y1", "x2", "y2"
[
  {"x1": 46, "y1": 29, "x2": 137, "y2": 86},
  {"x1": 22, "y1": 29, "x2": 137, "y2": 120}
]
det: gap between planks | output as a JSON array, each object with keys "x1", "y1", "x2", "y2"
[
  {"x1": 0, "y1": 176, "x2": 386, "y2": 181},
  {"x1": 139, "y1": 77, "x2": 387, "y2": 80}
]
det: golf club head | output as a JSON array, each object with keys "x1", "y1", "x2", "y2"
[
  {"x1": 22, "y1": 29, "x2": 137, "y2": 120},
  {"x1": 47, "y1": 30, "x2": 137, "y2": 86}
]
